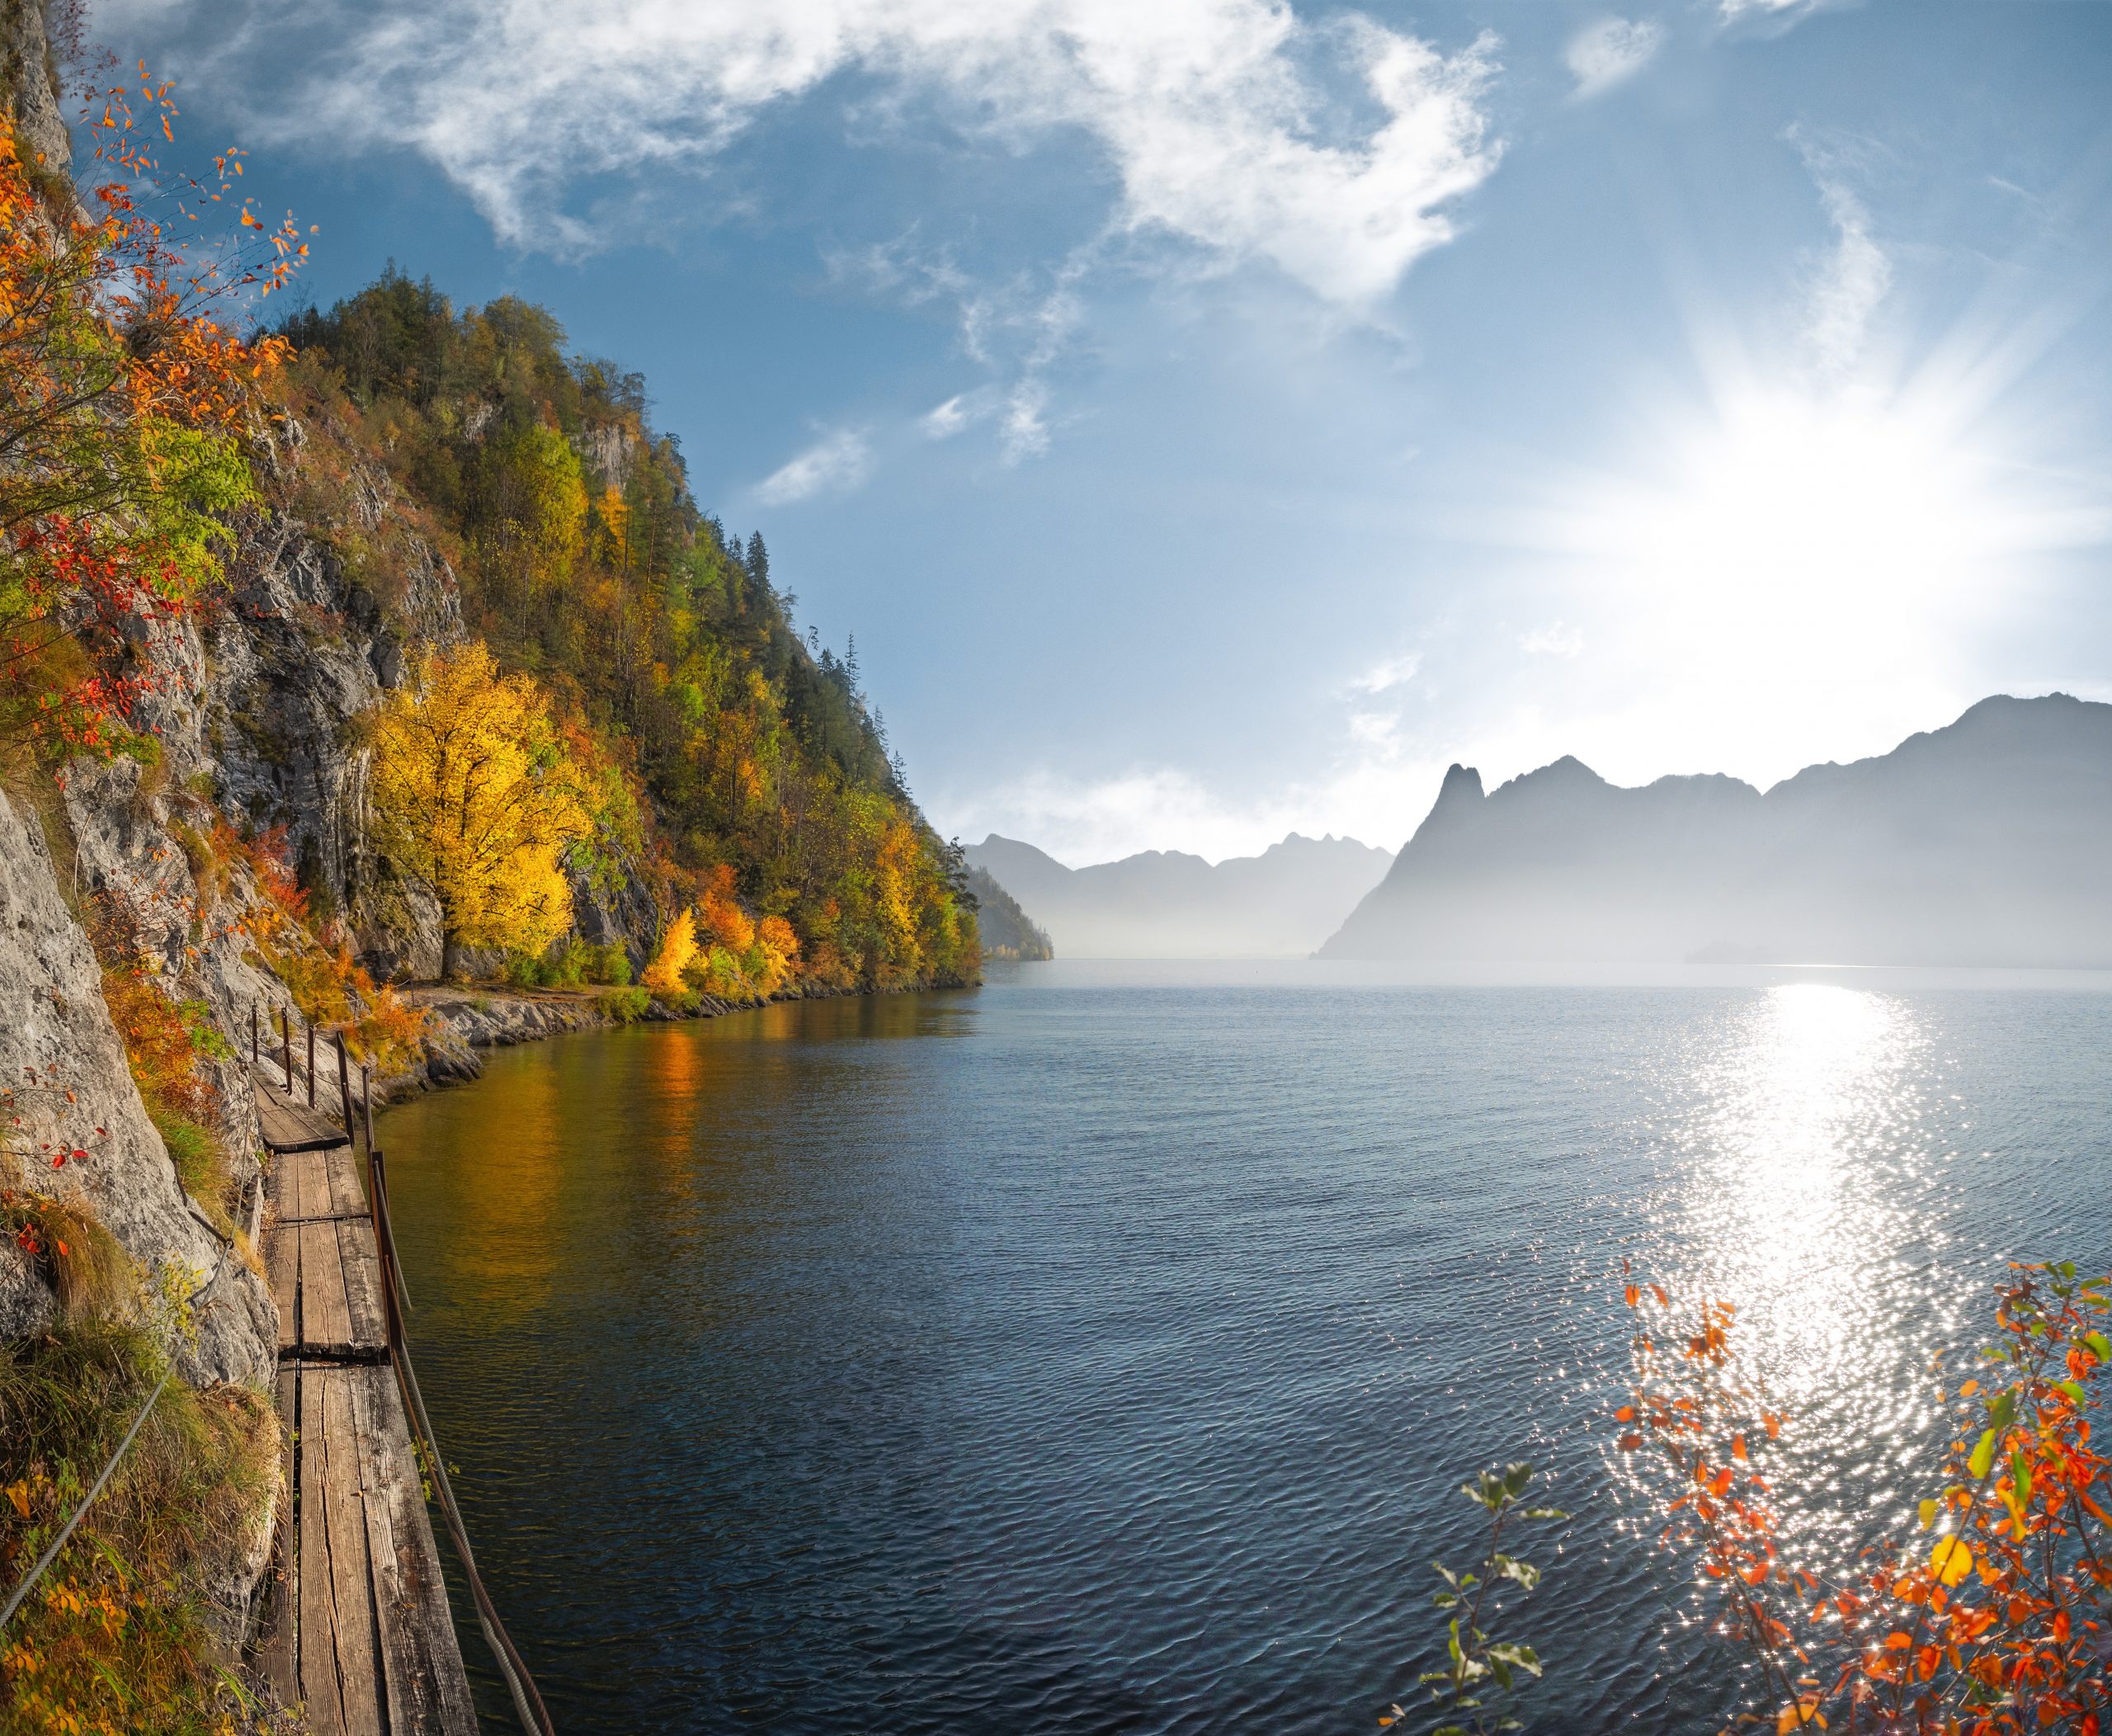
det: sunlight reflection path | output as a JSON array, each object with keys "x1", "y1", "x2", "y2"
[{"x1": 1648, "y1": 986, "x2": 1972, "y2": 1584}]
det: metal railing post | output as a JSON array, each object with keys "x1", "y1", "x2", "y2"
[{"x1": 336, "y1": 1032, "x2": 356, "y2": 1150}]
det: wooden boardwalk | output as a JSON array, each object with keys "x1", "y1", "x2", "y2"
[{"x1": 250, "y1": 1065, "x2": 478, "y2": 1734}]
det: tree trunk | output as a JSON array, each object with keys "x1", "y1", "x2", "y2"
[{"x1": 441, "y1": 928, "x2": 461, "y2": 984}]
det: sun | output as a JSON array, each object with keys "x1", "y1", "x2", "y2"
[
  {"x1": 1511, "y1": 341, "x2": 2106, "y2": 786},
  {"x1": 1565, "y1": 366, "x2": 2061, "y2": 619}
]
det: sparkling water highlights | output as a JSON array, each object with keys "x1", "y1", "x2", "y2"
[{"x1": 378, "y1": 970, "x2": 2112, "y2": 1733}]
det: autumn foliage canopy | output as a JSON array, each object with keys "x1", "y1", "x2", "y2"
[{"x1": 367, "y1": 642, "x2": 591, "y2": 978}]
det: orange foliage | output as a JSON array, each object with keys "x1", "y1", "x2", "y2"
[
  {"x1": 98, "y1": 964, "x2": 217, "y2": 1127},
  {"x1": 1616, "y1": 1261, "x2": 2112, "y2": 1734},
  {"x1": 213, "y1": 822, "x2": 430, "y2": 1071},
  {"x1": 699, "y1": 864, "x2": 755, "y2": 954},
  {"x1": 0, "y1": 72, "x2": 305, "y2": 746}
]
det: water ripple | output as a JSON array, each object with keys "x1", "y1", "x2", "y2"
[{"x1": 381, "y1": 976, "x2": 2112, "y2": 1733}]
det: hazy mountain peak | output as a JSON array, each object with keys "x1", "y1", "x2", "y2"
[
  {"x1": 1436, "y1": 763, "x2": 1485, "y2": 804},
  {"x1": 966, "y1": 830, "x2": 1395, "y2": 957},
  {"x1": 1322, "y1": 693, "x2": 2112, "y2": 966},
  {"x1": 1499, "y1": 754, "x2": 1610, "y2": 797}
]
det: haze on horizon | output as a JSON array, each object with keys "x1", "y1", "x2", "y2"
[{"x1": 115, "y1": 0, "x2": 2112, "y2": 865}]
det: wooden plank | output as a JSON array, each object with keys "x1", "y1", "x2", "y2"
[
  {"x1": 298, "y1": 1221, "x2": 353, "y2": 1355},
  {"x1": 337, "y1": 1219, "x2": 389, "y2": 1360},
  {"x1": 298, "y1": 1367, "x2": 349, "y2": 1736},
  {"x1": 319, "y1": 1367, "x2": 388, "y2": 1736},
  {"x1": 327, "y1": 1139, "x2": 370, "y2": 1219},
  {"x1": 271, "y1": 1149, "x2": 323, "y2": 1223},
  {"x1": 254, "y1": 1067, "x2": 353, "y2": 1157},
  {"x1": 352, "y1": 1365, "x2": 478, "y2": 1736},
  {"x1": 253, "y1": 1363, "x2": 300, "y2": 1711},
  {"x1": 266, "y1": 1226, "x2": 299, "y2": 1355}
]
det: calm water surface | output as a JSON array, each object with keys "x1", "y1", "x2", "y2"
[{"x1": 380, "y1": 965, "x2": 2112, "y2": 1733}]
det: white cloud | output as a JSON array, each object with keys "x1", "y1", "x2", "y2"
[
  {"x1": 752, "y1": 427, "x2": 871, "y2": 505},
  {"x1": 1520, "y1": 622, "x2": 1583, "y2": 657},
  {"x1": 288, "y1": 1, "x2": 1503, "y2": 307},
  {"x1": 1000, "y1": 380, "x2": 1050, "y2": 464},
  {"x1": 1564, "y1": 18, "x2": 1663, "y2": 98},
  {"x1": 1720, "y1": 0, "x2": 1812, "y2": 18},
  {"x1": 1349, "y1": 652, "x2": 1421, "y2": 695},
  {"x1": 920, "y1": 394, "x2": 974, "y2": 439},
  {"x1": 1792, "y1": 134, "x2": 1893, "y2": 376},
  {"x1": 1718, "y1": 0, "x2": 1841, "y2": 30}
]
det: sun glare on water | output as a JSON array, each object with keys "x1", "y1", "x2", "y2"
[{"x1": 1640, "y1": 984, "x2": 1976, "y2": 1578}]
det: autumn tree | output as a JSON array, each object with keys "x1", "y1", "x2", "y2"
[
  {"x1": 367, "y1": 643, "x2": 589, "y2": 979},
  {"x1": 0, "y1": 72, "x2": 305, "y2": 746}
]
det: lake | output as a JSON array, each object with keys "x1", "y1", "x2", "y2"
[{"x1": 379, "y1": 962, "x2": 2112, "y2": 1733}]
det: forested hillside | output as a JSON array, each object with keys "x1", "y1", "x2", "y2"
[
  {"x1": 274, "y1": 270, "x2": 978, "y2": 994},
  {"x1": 0, "y1": 35, "x2": 976, "y2": 1723},
  {"x1": 966, "y1": 866, "x2": 1054, "y2": 960}
]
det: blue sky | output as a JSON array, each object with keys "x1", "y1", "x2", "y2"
[{"x1": 103, "y1": 0, "x2": 2112, "y2": 863}]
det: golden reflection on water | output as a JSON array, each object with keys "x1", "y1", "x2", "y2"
[{"x1": 441, "y1": 1045, "x2": 566, "y2": 1303}]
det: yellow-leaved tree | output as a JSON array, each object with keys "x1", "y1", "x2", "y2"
[{"x1": 369, "y1": 643, "x2": 589, "y2": 979}]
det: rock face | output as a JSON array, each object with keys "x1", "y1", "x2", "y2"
[
  {"x1": 0, "y1": 789, "x2": 273, "y2": 1387},
  {"x1": 1321, "y1": 694, "x2": 2112, "y2": 965},
  {"x1": 205, "y1": 429, "x2": 465, "y2": 979},
  {"x1": 0, "y1": 0, "x2": 72, "y2": 178},
  {"x1": 967, "y1": 832, "x2": 1394, "y2": 958}
]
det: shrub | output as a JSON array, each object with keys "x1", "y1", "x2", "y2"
[
  {"x1": 0, "y1": 1316, "x2": 277, "y2": 1736},
  {"x1": 219, "y1": 822, "x2": 431, "y2": 1073},
  {"x1": 144, "y1": 1109, "x2": 236, "y2": 1242},
  {"x1": 641, "y1": 908, "x2": 696, "y2": 997},
  {"x1": 1613, "y1": 1263, "x2": 2111, "y2": 1734},
  {"x1": 598, "y1": 986, "x2": 650, "y2": 1023}
]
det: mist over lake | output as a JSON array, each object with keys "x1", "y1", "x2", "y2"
[{"x1": 383, "y1": 965, "x2": 2112, "y2": 1734}]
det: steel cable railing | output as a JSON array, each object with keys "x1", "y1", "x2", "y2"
[{"x1": 0, "y1": 1207, "x2": 233, "y2": 1632}]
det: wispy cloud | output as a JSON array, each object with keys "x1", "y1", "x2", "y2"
[
  {"x1": 1520, "y1": 622, "x2": 1583, "y2": 657},
  {"x1": 753, "y1": 428, "x2": 871, "y2": 506},
  {"x1": 1349, "y1": 652, "x2": 1422, "y2": 696},
  {"x1": 1719, "y1": 0, "x2": 1821, "y2": 22},
  {"x1": 1564, "y1": 18, "x2": 1663, "y2": 99},
  {"x1": 1791, "y1": 130, "x2": 1893, "y2": 376},
  {"x1": 920, "y1": 395, "x2": 974, "y2": 440},
  {"x1": 276, "y1": 1, "x2": 1503, "y2": 308}
]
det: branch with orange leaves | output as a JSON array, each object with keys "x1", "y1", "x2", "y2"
[
  {"x1": 1615, "y1": 1262, "x2": 2112, "y2": 1735},
  {"x1": 0, "y1": 60, "x2": 309, "y2": 748}
]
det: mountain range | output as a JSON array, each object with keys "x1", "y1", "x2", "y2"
[
  {"x1": 968, "y1": 833, "x2": 1394, "y2": 958},
  {"x1": 1321, "y1": 694, "x2": 2112, "y2": 965}
]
